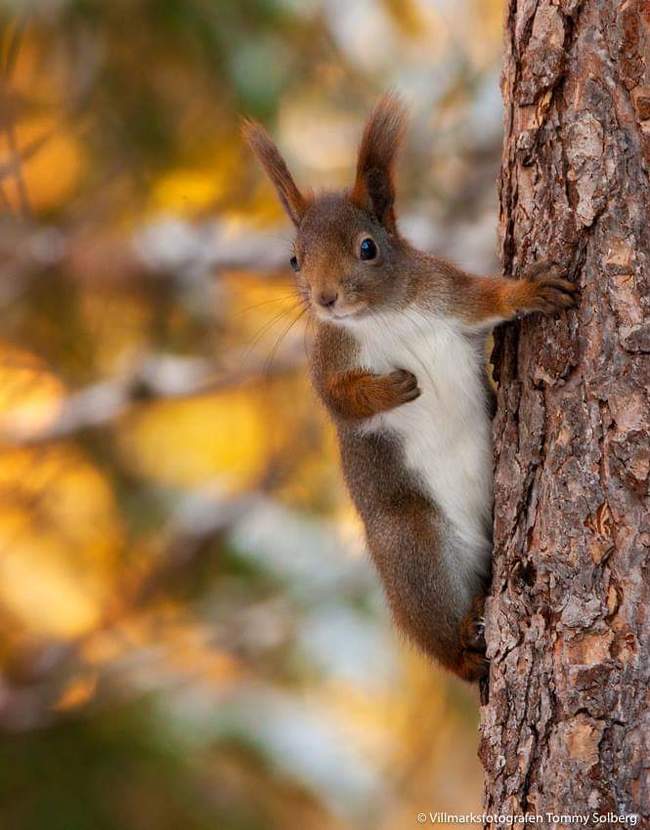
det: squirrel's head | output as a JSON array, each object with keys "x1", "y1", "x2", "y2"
[{"x1": 244, "y1": 94, "x2": 411, "y2": 323}]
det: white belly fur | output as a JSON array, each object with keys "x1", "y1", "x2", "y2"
[{"x1": 349, "y1": 308, "x2": 493, "y2": 578}]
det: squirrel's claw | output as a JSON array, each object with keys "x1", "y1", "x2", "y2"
[{"x1": 521, "y1": 261, "x2": 578, "y2": 315}]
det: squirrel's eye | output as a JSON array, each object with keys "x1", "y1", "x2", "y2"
[
  {"x1": 359, "y1": 238, "x2": 378, "y2": 261},
  {"x1": 289, "y1": 255, "x2": 300, "y2": 272}
]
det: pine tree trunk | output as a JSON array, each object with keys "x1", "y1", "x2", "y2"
[{"x1": 480, "y1": 0, "x2": 649, "y2": 823}]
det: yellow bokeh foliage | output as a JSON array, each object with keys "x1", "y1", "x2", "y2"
[
  {"x1": 0, "y1": 343, "x2": 64, "y2": 438},
  {"x1": 0, "y1": 444, "x2": 122, "y2": 638},
  {"x1": 117, "y1": 385, "x2": 271, "y2": 491}
]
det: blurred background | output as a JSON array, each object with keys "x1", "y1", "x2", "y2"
[{"x1": 0, "y1": 1, "x2": 505, "y2": 828}]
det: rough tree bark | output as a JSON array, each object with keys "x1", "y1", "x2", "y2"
[{"x1": 480, "y1": 0, "x2": 649, "y2": 824}]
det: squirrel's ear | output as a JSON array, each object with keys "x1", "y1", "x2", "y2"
[
  {"x1": 242, "y1": 119, "x2": 309, "y2": 227},
  {"x1": 351, "y1": 93, "x2": 407, "y2": 232}
]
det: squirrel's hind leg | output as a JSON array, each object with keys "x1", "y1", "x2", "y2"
[{"x1": 456, "y1": 594, "x2": 488, "y2": 681}]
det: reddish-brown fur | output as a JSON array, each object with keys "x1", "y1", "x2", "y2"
[
  {"x1": 244, "y1": 95, "x2": 577, "y2": 682},
  {"x1": 326, "y1": 368, "x2": 420, "y2": 420},
  {"x1": 459, "y1": 266, "x2": 577, "y2": 325},
  {"x1": 350, "y1": 93, "x2": 406, "y2": 233},
  {"x1": 241, "y1": 119, "x2": 312, "y2": 226}
]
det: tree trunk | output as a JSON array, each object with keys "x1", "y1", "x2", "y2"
[{"x1": 480, "y1": 0, "x2": 649, "y2": 823}]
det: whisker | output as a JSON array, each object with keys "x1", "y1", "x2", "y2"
[
  {"x1": 232, "y1": 292, "x2": 302, "y2": 318},
  {"x1": 263, "y1": 303, "x2": 309, "y2": 380},
  {"x1": 240, "y1": 303, "x2": 302, "y2": 368}
]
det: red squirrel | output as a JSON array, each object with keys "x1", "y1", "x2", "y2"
[{"x1": 244, "y1": 94, "x2": 577, "y2": 681}]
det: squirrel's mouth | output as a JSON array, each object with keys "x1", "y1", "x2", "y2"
[{"x1": 317, "y1": 302, "x2": 369, "y2": 322}]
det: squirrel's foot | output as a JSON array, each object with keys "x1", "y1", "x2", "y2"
[
  {"x1": 465, "y1": 615, "x2": 485, "y2": 650},
  {"x1": 518, "y1": 261, "x2": 578, "y2": 315},
  {"x1": 460, "y1": 595, "x2": 486, "y2": 651},
  {"x1": 457, "y1": 596, "x2": 488, "y2": 681}
]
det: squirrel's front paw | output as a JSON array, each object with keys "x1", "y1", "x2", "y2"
[
  {"x1": 384, "y1": 369, "x2": 421, "y2": 407},
  {"x1": 519, "y1": 262, "x2": 578, "y2": 315},
  {"x1": 326, "y1": 368, "x2": 420, "y2": 419}
]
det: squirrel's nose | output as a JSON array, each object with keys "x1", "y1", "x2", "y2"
[{"x1": 317, "y1": 290, "x2": 338, "y2": 309}]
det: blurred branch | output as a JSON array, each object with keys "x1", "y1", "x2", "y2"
[
  {"x1": 0, "y1": 215, "x2": 291, "y2": 292},
  {"x1": 0, "y1": 131, "x2": 52, "y2": 183},
  {"x1": 132, "y1": 216, "x2": 291, "y2": 275},
  {"x1": 1, "y1": 348, "x2": 305, "y2": 447}
]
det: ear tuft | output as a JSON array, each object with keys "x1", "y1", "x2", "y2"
[
  {"x1": 351, "y1": 92, "x2": 408, "y2": 231},
  {"x1": 242, "y1": 118, "x2": 309, "y2": 227}
]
